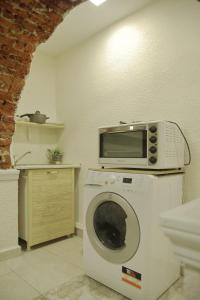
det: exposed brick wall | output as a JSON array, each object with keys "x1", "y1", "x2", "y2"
[{"x1": 0, "y1": 0, "x2": 85, "y2": 169}]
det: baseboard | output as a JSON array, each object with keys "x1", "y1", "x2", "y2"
[
  {"x1": 75, "y1": 222, "x2": 83, "y2": 238},
  {"x1": 0, "y1": 245, "x2": 21, "y2": 261}
]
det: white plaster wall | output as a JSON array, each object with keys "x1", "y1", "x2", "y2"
[
  {"x1": 56, "y1": 0, "x2": 200, "y2": 225},
  {"x1": 13, "y1": 51, "x2": 61, "y2": 164},
  {"x1": 12, "y1": 127, "x2": 62, "y2": 165},
  {"x1": 17, "y1": 51, "x2": 57, "y2": 122},
  {"x1": 0, "y1": 170, "x2": 20, "y2": 260}
]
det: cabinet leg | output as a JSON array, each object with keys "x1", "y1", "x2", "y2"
[{"x1": 26, "y1": 244, "x2": 31, "y2": 251}]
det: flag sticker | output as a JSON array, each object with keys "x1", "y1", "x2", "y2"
[{"x1": 122, "y1": 267, "x2": 142, "y2": 289}]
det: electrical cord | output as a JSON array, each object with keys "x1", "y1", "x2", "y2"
[{"x1": 167, "y1": 121, "x2": 191, "y2": 166}]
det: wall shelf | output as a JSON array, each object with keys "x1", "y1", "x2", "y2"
[{"x1": 15, "y1": 121, "x2": 64, "y2": 129}]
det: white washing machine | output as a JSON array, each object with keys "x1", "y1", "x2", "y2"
[{"x1": 83, "y1": 169, "x2": 183, "y2": 300}]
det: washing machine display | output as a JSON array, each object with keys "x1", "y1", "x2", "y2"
[
  {"x1": 123, "y1": 177, "x2": 132, "y2": 183},
  {"x1": 86, "y1": 192, "x2": 140, "y2": 264}
]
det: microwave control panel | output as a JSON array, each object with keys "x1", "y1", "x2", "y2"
[{"x1": 148, "y1": 124, "x2": 158, "y2": 165}]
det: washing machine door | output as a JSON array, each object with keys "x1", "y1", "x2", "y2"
[{"x1": 86, "y1": 192, "x2": 140, "y2": 264}]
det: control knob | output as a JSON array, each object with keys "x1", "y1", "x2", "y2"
[
  {"x1": 149, "y1": 136, "x2": 157, "y2": 143},
  {"x1": 149, "y1": 146, "x2": 157, "y2": 154},
  {"x1": 149, "y1": 156, "x2": 157, "y2": 164},
  {"x1": 149, "y1": 126, "x2": 157, "y2": 133}
]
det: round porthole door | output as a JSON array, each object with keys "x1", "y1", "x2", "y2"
[{"x1": 86, "y1": 192, "x2": 140, "y2": 264}]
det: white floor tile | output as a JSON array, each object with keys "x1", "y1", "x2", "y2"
[
  {"x1": 32, "y1": 275, "x2": 100, "y2": 300},
  {"x1": 6, "y1": 247, "x2": 83, "y2": 294},
  {"x1": 0, "y1": 260, "x2": 12, "y2": 276},
  {"x1": 90, "y1": 284, "x2": 126, "y2": 300},
  {"x1": 0, "y1": 237, "x2": 188, "y2": 300},
  {"x1": 44, "y1": 236, "x2": 82, "y2": 253},
  {"x1": 159, "y1": 278, "x2": 186, "y2": 300},
  {"x1": 33, "y1": 274, "x2": 185, "y2": 300},
  {"x1": 44, "y1": 238, "x2": 83, "y2": 269},
  {"x1": 0, "y1": 272, "x2": 40, "y2": 300}
]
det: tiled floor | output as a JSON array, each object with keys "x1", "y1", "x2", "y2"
[{"x1": 0, "y1": 236, "x2": 186, "y2": 300}]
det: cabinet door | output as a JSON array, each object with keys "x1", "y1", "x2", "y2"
[{"x1": 28, "y1": 168, "x2": 75, "y2": 246}]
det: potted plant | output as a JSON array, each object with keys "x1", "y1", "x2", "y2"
[{"x1": 47, "y1": 147, "x2": 63, "y2": 164}]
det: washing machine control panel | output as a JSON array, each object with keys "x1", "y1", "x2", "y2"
[
  {"x1": 86, "y1": 171, "x2": 137, "y2": 193},
  {"x1": 108, "y1": 175, "x2": 116, "y2": 184},
  {"x1": 107, "y1": 174, "x2": 135, "y2": 193}
]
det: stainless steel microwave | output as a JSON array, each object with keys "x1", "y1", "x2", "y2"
[{"x1": 98, "y1": 121, "x2": 185, "y2": 169}]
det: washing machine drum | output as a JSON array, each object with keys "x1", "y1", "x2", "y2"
[{"x1": 86, "y1": 192, "x2": 140, "y2": 264}]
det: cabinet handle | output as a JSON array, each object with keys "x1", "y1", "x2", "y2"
[{"x1": 47, "y1": 170, "x2": 58, "y2": 174}]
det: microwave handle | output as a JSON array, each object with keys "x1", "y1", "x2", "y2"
[
  {"x1": 106, "y1": 129, "x2": 142, "y2": 133},
  {"x1": 84, "y1": 183, "x2": 104, "y2": 186},
  {"x1": 100, "y1": 125, "x2": 146, "y2": 134}
]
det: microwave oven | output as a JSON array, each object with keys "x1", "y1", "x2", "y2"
[{"x1": 99, "y1": 120, "x2": 185, "y2": 169}]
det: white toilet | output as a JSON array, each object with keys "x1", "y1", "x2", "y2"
[{"x1": 160, "y1": 199, "x2": 200, "y2": 300}]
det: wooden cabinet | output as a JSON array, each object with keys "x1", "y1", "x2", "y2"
[{"x1": 18, "y1": 168, "x2": 75, "y2": 249}]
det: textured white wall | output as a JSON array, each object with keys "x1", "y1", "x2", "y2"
[
  {"x1": 12, "y1": 127, "x2": 61, "y2": 165},
  {"x1": 17, "y1": 51, "x2": 57, "y2": 122},
  {"x1": 0, "y1": 170, "x2": 21, "y2": 259},
  {"x1": 56, "y1": 0, "x2": 200, "y2": 225},
  {"x1": 13, "y1": 51, "x2": 61, "y2": 165}
]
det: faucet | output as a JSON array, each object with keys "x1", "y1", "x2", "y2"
[{"x1": 14, "y1": 151, "x2": 32, "y2": 165}]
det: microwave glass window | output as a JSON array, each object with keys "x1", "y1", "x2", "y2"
[{"x1": 100, "y1": 130, "x2": 147, "y2": 158}]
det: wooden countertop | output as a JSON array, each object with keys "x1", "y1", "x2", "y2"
[{"x1": 15, "y1": 164, "x2": 81, "y2": 170}]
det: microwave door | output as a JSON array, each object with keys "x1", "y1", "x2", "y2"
[{"x1": 100, "y1": 130, "x2": 147, "y2": 159}]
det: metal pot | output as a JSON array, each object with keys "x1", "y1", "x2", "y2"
[{"x1": 20, "y1": 111, "x2": 49, "y2": 124}]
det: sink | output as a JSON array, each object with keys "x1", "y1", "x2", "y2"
[
  {"x1": 160, "y1": 198, "x2": 200, "y2": 268},
  {"x1": 160, "y1": 199, "x2": 200, "y2": 299}
]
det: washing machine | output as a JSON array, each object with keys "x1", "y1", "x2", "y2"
[{"x1": 83, "y1": 169, "x2": 183, "y2": 300}]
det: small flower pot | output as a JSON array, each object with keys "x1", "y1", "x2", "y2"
[{"x1": 50, "y1": 154, "x2": 63, "y2": 164}]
